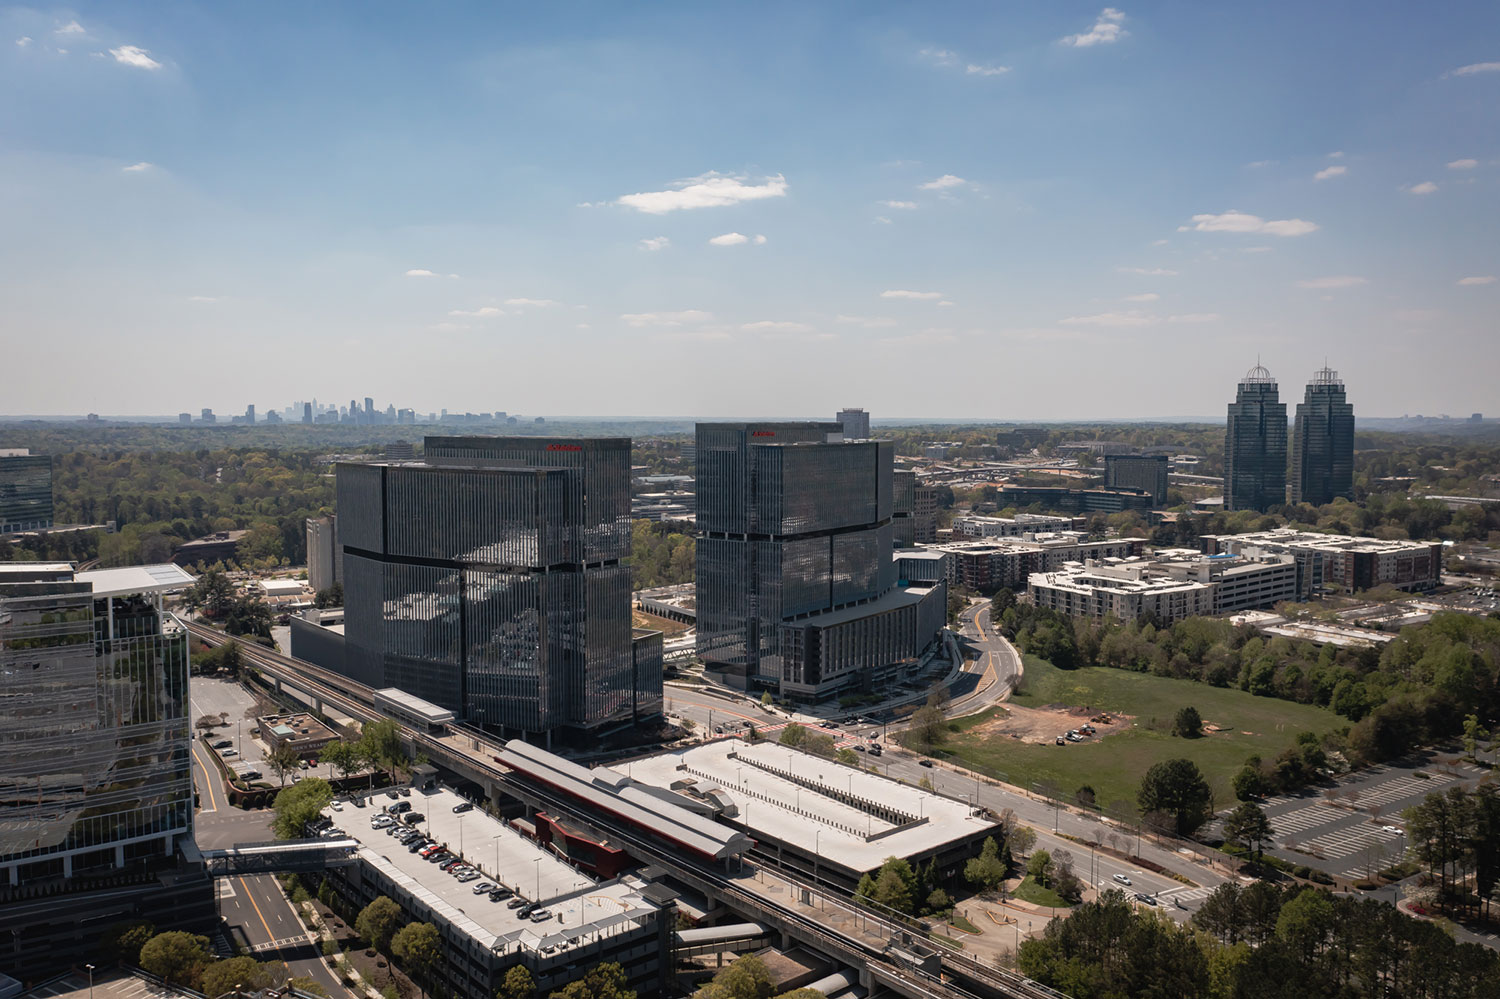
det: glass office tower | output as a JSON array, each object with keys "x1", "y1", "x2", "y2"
[
  {"x1": 1291, "y1": 366, "x2": 1355, "y2": 506},
  {"x1": 0, "y1": 450, "x2": 53, "y2": 534},
  {"x1": 695, "y1": 422, "x2": 899, "y2": 688},
  {"x1": 1224, "y1": 364, "x2": 1288, "y2": 513},
  {"x1": 338, "y1": 437, "x2": 649, "y2": 737}
]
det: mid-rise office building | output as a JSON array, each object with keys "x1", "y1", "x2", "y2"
[
  {"x1": 0, "y1": 561, "x2": 208, "y2": 978},
  {"x1": 951, "y1": 513, "x2": 1077, "y2": 539},
  {"x1": 0, "y1": 449, "x2": 53, "y2": 534},
  {"x1": 1200, "y1": 528, "x2": 1442, "y2": 595},
  {"x1": 1027, "y1": 552, "x2": 1298, "y2": 623},
  {"x1": 306, "y1": 515, "x2": 340, "y2": 593},
  {"x1": 1225, "y1": 363, "x2": 1288, "y2": 512},
  {"x1": 1104, "y1": 454, "x2": 1170, "y2": 506},
  {"x1": 338, "y1": 436, "x2": 655, "y2": 738},
  {"x1": 1291, "y1": 366, "x2": 1355, "y2": 506},
  {"x1": 913, "y1": 482, "x2": 939, "y2": 543},
  {"x1": 695, "y1": 422, "x2": 945, "y2": 700},
  {"x1": 836, "y1": 407, "x2": 871, "y2": 440},
  {"x1": 926, "y1": 535, "x2": 1143, "y2": 592},
  {"x1": 997, "y1": 484, "x2": 1154, "y2": 514}
]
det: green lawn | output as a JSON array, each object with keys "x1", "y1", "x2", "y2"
[
  {"x1": 937, "y1": 655, "x2": 1343, "y2": 813},
  {"x1": 1012, "y1": 874, "x2": 1071, "y2": 908}
]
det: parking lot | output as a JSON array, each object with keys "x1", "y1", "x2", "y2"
[
  {"x1": 1258, "y1": 751, "x2": 1492, "y2": 880},
  {"x1": 191, "y1": 674, "x2": 353, "y2": 785}
]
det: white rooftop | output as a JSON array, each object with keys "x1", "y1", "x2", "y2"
[
  {"x1": 325, "y1": 786, "x2": 657, "y2": 958},
  {"x1": 625, "y1": 741, "x2": 998, "y2": 874},
  {"x1": 259, "y1": 579, "x2": 305, "y2": 596},
  {"x1": 75, "y1": 563, "x2": 197, "y2": 598}
]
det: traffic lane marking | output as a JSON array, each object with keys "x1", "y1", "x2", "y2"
[{"x1": 191, "y1": 740, "x2": 222, "y2": 812}]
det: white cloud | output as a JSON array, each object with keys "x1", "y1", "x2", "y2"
[
  {"x1": 448, "y1": 306, "x2": 504, "y2": 318},
  {"x1": 638, "y1": 236, "x2": 670, "y2": 251},
  {"x1": 835, "y1": 315, "x2": 898, "y2": 328},
  {"x1": 1448, "y1": 158, "x2": 1479, "y2": 170},
  {"x1": 966, "y1": 63, "x2": 1010, "y2": 76},
  {"x1": 742, "y1": 321, "x2": 814, "y2": 333},
  {"x1": 187, "y1": 296, "x2": 218, "y2": 303},
  {"x1": 1179, "y1": 211, "x2": 1319, "y2": 236},
  {"x1": 1061, "y1": 7, "x2": 1127, "y2": 47},
  {"x1": 939, "y1": 300, "x2": 955, "y2": 307},
  {"x1": 1314, "y1": 165, "x2": 1347, "y2": 181},
  {"x1": 1327, "y1": 151, "x2": 1344, "y2": 159},
  {"x1": 1457, "y1": 276, "x2": 1496, "y2": 286},
  {"x1": 919, "y1": 174, "x2": 966, "y2": 190},
  {"x1": 1407, "y1": 181, "x2": 1439, "y2": 195},
  {"x1": 1167, "y1": 313, "x2": 1220, "y2": 323},
  {"x1": 619, "y1": 310, "x2": 713, "y2": 327},
  {"x1": 404, "y1": 269, "x2": 439, "y2": 277},
  {"x1": 709, "y1": 232, "x2": 748, "y2": 246},
  {"x1": 1123, "y1": 293, "x2": 1159, "y2": 302},
  {"x1": 56, "y1": 20, "x2": 84, "y2": 34},
  {"x1": 1450, "y1": 62, "x2": 1500, "y2": 77},
  {"x1": 880, "y1": 290, "x2": 944, "y2": 300},
  {"x1": 1295, "y1": 275, "x2": 1367, "y2": 289},
  {"x1": 122, "y1": 162, "x2": 152, "y2": 172},
  {"x1": 1060, "y1": 311, "x2": 1156, "y2": 327},
  {"x1": 920, "y1": 47, "x2": 958, "y2": 67},
  {"x1": 873, "y1": 216, "x2": 892, "y2": 225},
  {"x1": 1117, "y1": 266, "x2": 1179, "y2": 276},
  {"x1": 16, "y1": 36, "x2": 32, "y2": 47},
  {"x1": 754, "y1": 234, "x2": 767, "y2": 244},
  {"x1": 109, "y1": 45, "x2": 161, "y2": 70},
  {"x1": 615, "y1": 172, "x2": 787, "y2": 214},
  {"x1": 503, "y1": 298, "x2": 557, "y2": 308},
  {"x1": 879, "y1": 200, "x2": 918, "y2": 210},
  {"x1": 1245, "y1": 160, "x2": 1276, "y2": 169}
]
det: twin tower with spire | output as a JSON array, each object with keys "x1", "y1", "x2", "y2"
[{"x1": 1225, "y1": 362, "x2": 1354, "y2": 513}]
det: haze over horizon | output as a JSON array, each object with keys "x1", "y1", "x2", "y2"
[{"x1": 3, "y1": 2, "x2": 1497, "y2": 419}]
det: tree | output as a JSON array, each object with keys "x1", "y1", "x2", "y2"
[
  {"x1": 498, "y1": 966, "x2": 535, "y2": 999},
  {"x1": 360, "y1": 717, "x2": 404, "y2": 780},
  {"x1": 1137, "y1": 758, "x2": 1214, "y2": 836},
  {"x1": 1232, "y1": 763, "x2": 1267, "y2": 801},
  {"x1": 1173, "y1": 706, "x2": 1203, "y2": 739},
  {"x1": 356, "y1": 896, "x2": 403, "y2": 952},
  {"x1": 322, "y1": 739, "x2": 366, "y2": 786},
  {"x1": 224, "y1": 597, "x2": 274, "y2": 640},
  {"x1": 778, "y1": 723, "x2": 807, "y2": 748},
  {"x1": 267, "y1": 742, "x2": 302, "y2": 787},
  {"x1": 908, "y1": 705, "x2": 946, "y2": 751},
  {"x1": 965, "y1": 835, "x2": 1007, "y2": 891},
  {"x1": 391, "y1": 922, "x2": 441, "y2": 999},
  {"x1": 100, "y1": 919, "x2": 155, "y2": 965},
  {"x1": 288, "y1": 978, "x2": 328, "y2": 998},
  {"x1": 314, "y1": 581, "x2": 344, "y2": 608},
  {"x1": 804, "y1": 732, "x2": 836, "y2": 758},
  {"x1": 1010, "y1": 824, "x2": 1037, "y2": 857},
  {"x1": 1223, "y1": 802, "x2": 1276, "y2": 860},
  {"x1": 200, "y1": 957, "x2": 273, "y2": 997},
  {"x1": 1075, "y1": 785, "x2": 1097, "y2": 809},
  {"x1": 856, "y1": 857, "x2": 917, "y2": 915},
  {"x1": 271, "y1": 777, "x2": 332, "y2": 838},
  {"x1": 693, "y1": 954, "x2": 774, "y2": 999},
  {"x1": 138, "y1": 931, "x2": 214, "y2": 988},
  {"x1": 1463, "y1": 713, "x2": 1490, "y2": 761},
  {"x1": 187, "y1": 568, "x2": 236, "y2": 618},
  {"x1": 835, "y1": 747, "x2": 858, "y2": 765},
  {"x1": 1027, "y1": 849, "x2": 1054, "y2": 887},
  {"x1": 549, "y1": 961, "x2": 635, "y2": 999},
  {"x1": 760, "y1": 691, "x2": 773, "y2": 707}
]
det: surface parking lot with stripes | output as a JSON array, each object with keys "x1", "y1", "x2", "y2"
[{"x1": 1259, "y1": 758, "x2": 1488, "y2": 879}]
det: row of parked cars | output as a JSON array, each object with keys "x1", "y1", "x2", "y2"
[{"x1": 368, "y1": 803, "x2": 552, "y2": 922}]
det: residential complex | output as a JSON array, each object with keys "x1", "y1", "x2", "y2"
[
  {"x1": 1224, "y1": 363, "x2": 1288, "y2": 512},
  {"x1": 1103, "y1": 454, "x2": 1170, "y2": 506},
  {"x1": 1291, "y1": 366, "x2": 1355, "y2": 506},
  {"x1": 0, "y1": 449, "x2": 53, "y2": 534},
  {"x1": 950, "y1": 513, "x2": 1077, "y2": 539},
  {"x1": 921, "y1": 534, "x2": 1144, "y2": 592},
  {"x1": 336, "y1": 436, "x2": 661, "y2": 739},
  {"x1": 1199, "y1": 528, "x2": 1443, "y2": 595},
  {"x1": 694, "y1": 422, "x2": 946, "y2": 701},
  {"x1": 0, "y1": 562, "x2": 209, "y2": 978},
  {"x1": 1027, "y1": 551, "x2": 1299, "y2": 623}
]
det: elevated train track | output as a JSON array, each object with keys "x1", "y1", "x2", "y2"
[{"x1": 182, "y1": 618, "x2": 1066, "y2": 999}]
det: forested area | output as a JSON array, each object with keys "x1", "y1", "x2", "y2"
[
  {"x1": 629, "y1": 520, "x2": 695, "y2": 588},
  {"x1": 1017, "y1": 885, "x2": 1500, "y2": 999},
  {"x1": 998, "y1": 601, "x2": 1500, "y2": 780}
]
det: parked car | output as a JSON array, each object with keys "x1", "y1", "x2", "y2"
[
  {"x1": 1056, "y1": 736, "x2": 1066, "y2": 745},
  {"x1": 331, "y1": 801, "x2": 343, "y2": 811},
  {"x1": 371, "y1": 815, "x2": 393, "y2": 828},
  {"x1": 352, "y1": 797, "x2": 366, "y2": 808},
  {"x1": 212, "y1": 740, "x2": 232, "y2": 749},
  {"x1": 529, "y1": 909, "x2": 552, "y2": 923},
  {"x1": 868, "y1": 744, "x2": 882, "y2": 757},
  {"x1": 1134, "y1": 893, "x2": 1156, "y2": 906},
  {"x1": 507, "y1": 897, "x2": 527, "y2": 909},
  {"x1": 457, "y1": 871, "x2": 480, "y2": 883},
  {"x1": 402, "y1": 812, "x2": 423, "y2": 825},
  {"x1": 473, "y1": 882, "x2": 495, "y2": 895},
  {"x1": 222, "y1": 749, "x2": 238, "y2": 757},
  {"x1": 853, "y1": 745, "x2": 866, "y2": 753},
  {"x1": 387, "y1": 789, "x2": 400, "y2": 799},
  {"x1": 1113, "y1": 874, "x2": 1132, "y2": 885},
  {"x1": 400, "y1": 788, "x2": 411, "y2": 797},
  {"x1": 489, "y1": 887, "x2": 513, "y2": 901},
  {"x1": 918, "y1": 759, "x2": 934, "y2": 768},
  {"x1": 453, "y1": 802, "x2": 474, "y2": 813}
]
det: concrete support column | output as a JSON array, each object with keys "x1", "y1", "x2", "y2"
[
  {"x1": 8, "y1": 865, "x2": 17, "y2": 886},
  {"x1": 314, "y1": 697, "x2": 323, "y2": 714},
  {"x1": 115, "y1": 846, "x2": 126, "y2": 868},
  {"x1": 274, "y1": 678, "x2": 282, "y2": 694},
  {"x1": 62, "y1": 855, "x2": 73, "y2": 878}
]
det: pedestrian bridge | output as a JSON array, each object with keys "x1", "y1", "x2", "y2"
[{"x1": 197, "y1": 838, "x2": 359, "y2": 877}]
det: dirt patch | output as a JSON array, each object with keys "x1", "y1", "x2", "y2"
[{"x1": 968, "y1": 701, "x2": 1132, "y2": 745}]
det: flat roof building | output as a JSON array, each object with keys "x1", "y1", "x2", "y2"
[
  {"x1": 1103, "y1": 454, "x2": 1170, "y2": 506},
  {"x1": 0, "y1": 449, "x2": 53, "y2": 535},
  {"x1": 923, "y1": 535, "x2": 1143, "y2": 592},
  {"x1": 1028, "y1": 551, "x2": 1301, "y2": 623},
  {"x1": 835, "y1": 407, "x2": 871, "y2": 440},
  {"x1": 306, "y1": 515, "x2": 340, "y2": 594},
  {"x1": 1200, "y1": 528, "x2": 1443, "y2": 594},
  {"x1": 951, "y1": 514, "x2": 1078, "y2": 539}
]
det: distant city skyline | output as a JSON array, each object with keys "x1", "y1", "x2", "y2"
[{"x1": 2, "y1": 3, "x2": 1497, "y2": 417}]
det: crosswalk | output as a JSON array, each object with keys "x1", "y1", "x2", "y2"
[
  {"x1": 1158, "y1": 884, "x2": 1216, "y2": 904},
  {"x1": 248, "y1": 934, "x2": 313, "y2": 955}
]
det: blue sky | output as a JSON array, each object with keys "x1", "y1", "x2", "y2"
[{"x1": 2, "y1": 2, "x2": 1497, "y2": 419}]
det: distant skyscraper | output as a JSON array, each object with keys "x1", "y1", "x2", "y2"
[
  {"x1": 337, "y1": 436, "x2": 655, "y2": 737},
  {"x1": 1291, "y1": 366, "x2": 1354, "y2": 506},
  {"x1": 836, "y1": 407, "x2": 871, "y2": 439},
  {"x1": 1104, "y1": 454, "x2": 1169, "y2": 506},
  {"x1": 0, "y1": 449, "x2": 53, "y2": 534},
  {"x1": 244, "y1": 404, "x2": 255, "y2": 424},
  {"x1": 303, "y1": 402, "x2": 313, "y2": 424},
  {"x1": 1224, "y1": 364, "x2": 1288, "y2": 512}
]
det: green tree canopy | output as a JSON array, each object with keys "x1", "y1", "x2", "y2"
[
  {"x1": 200, "y1": 957, "x2": 274, "y2": 998},
  {"x1": 1223, "y1": 802, "x2": 1276, "y2": 859},
  {"x1": 391, "y1": 922, "x2": 442, "y2": 998},
  {"x1": 693, "y1": 954, "x2": 774, "y2": 999},
  {"x1": 497, "y1": 965, "x2": 536, "y2": 999},
  {"x1": 965, "y1": 835, "x2": 1007, "y2": 891},
  {"x1": 1173, "y1": 705, "x2": 1203, "y2": 738},
  {"x1": 356, "y1": 896, "x2": 403, "y2": 952},
  {"x1": 548, "y1": 961, "x2": 635, "y2": 999},
  {"x1": 138, "y1": 931, "x2": 214, "y2": 988},
  {"x1": 360, "y1": 717, "x2": 404, "y2": 779},
  {"x1": 100, "y1": 919, "x2": 155, "y2": 966},
  {"x1": 1137, "y1": 758, "x2": 1214, "y2": 836},
  {"x1": 778, "y1": 723, "x2": 806, "y2": 748},
  {"x1": 271, "y1": 777, "x2": 332, "y2": 839}
]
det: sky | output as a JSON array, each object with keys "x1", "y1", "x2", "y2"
[{"x1": 2, "y1": 2, "x2": 1497, "y2": 420}]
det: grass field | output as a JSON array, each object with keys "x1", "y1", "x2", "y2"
[
  {"x1": 1012, "y1": 874, "x2": 1071, "y2": 908},
  {"x1": 936, "y1": 655, "x2": 1344, "y2": 813}
]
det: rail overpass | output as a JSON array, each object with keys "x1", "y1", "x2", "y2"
[{"x1": 183, "y1": 619, "x2": 1067, "y2": 999}]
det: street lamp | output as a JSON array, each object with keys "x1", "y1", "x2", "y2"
[
  {"x1": 84, "y1": 964, "x2": 94, "y2": 999},
  {"x1": 814, "y1": 829, "x2": 821, "y2": 888},
  {"x1": 534, "y1": 857, "x2": 542, "y2": 902}
]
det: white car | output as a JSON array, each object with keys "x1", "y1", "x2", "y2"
[
  {"x1": 1112, "y1": 873, "x2": 1132, "y2": 886},
  {"x1": 331, "y1": 801, "x2": 343, "y2": 811},
  {"x1": 1381, "y1": 824, "x2": 1402, "y2": 834}
]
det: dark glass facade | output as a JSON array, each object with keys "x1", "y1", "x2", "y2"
[
  {"x1": 338, "y1": 437, "x2": 650, "y2": 735},
  {"x1": 1104, "y1": 455, "x2": 1169, "y2": 506},
  {"x1": 1291, "y1": 368, "x2": 1354, "y2": 506},
  {"x1": 1224, "y1": 366, "x2": 1288, "y2": 512},
  {"x1": 0, "y1": 576, "x2": 191, "y2": 884},
  {"x1": 0, "y1": 453, "x2": 53, "y2": 534}
]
